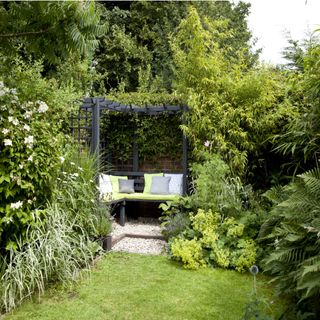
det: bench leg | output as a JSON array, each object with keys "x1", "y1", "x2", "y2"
[{"x1": 120, "y1": 201, "x2": 126, "y2": 226}]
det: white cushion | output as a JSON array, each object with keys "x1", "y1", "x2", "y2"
[
  {"x1": 99, "y1": 174, "x2": 113, "y2": 195},
  {"x1": 164, "y1": 173, "x2": 183, "y2": 195}
]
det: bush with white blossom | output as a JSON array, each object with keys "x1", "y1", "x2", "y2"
[{"x1": 0, "y1": 80, "x2": 65, "y2": 250}]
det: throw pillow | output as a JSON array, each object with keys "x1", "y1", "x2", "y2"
[
  {"x1": 143, "y1": 173, "x2": 163, "y2": 193},
  {"x1": 110, "y1": 175, "x2": 128, "y2": 193},
  {"x1": 119, "y1": 179, "x2": 135, "y2": 193},
  {"x1": 164, "y1": 173, "x2": 183, "y2": 195},
  {"x1": 150, "y1": 176, "x2": 171, "y2": 194},
  {"x1": 99, "y1": 174, "x2": 112, "y2": 195}
]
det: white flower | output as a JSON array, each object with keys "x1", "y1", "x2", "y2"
[
  {"x1": 2, "y1": 128, "x2": 9, "y2": 135},
  {"x1": 70, "y1": 162, "x2": 75, "y2": 166},
  {"x1": 8, "y1": 116, "x2": 19, "y2": 125},
  {"x1": 72, "y1": 173, "x2": 79, "y2": 177},
  {"x1": 0, "y1": 81, "x2": 4, "y2": 88},
  {"x1": 204, "y1": 140, "x2": 210, "y2": 147},
  {"x1": 4, "y1": 139, "x2": 12, "y2": 146},
  {"x1": 19, "y1": 164, "x2": 23, "y2": 169},
  {"x1": 9, "y1": 88, "x2": 17, "y2": 95},
  {"x1": 37, "y1": 101, "x2": 49, "y2": 113},
  {"x1": 5, "y1": 217, "x2": 13, "y2": 224},
  {"x1": 23, "y1": 124, "x2": 30, "y2": 132},
  {"x1": 59, "y1": 156, "x2": 65, "y2": 163},
  {"x1": 27, "y1": 199, "x2": 32, "y2": 204},
  {"x1": 24, "y1": 135, "x2": 34, "y2": 146},
  {"x1": 28, "y1": 155, "x2": 33, "y2": 162},
  {"x1": 78, "y1": 166, "x2": 83, "y2": 172},
  {"x1": 24, "y1": 111, "x2": 33, "y2": 119},
  {"x1": 10, "y1": 201, "x2": 23, "y2": 210}
]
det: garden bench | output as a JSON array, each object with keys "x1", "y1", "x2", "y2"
[{"x1": 100, "y1": 171, "x2": 182, "y2": 226}]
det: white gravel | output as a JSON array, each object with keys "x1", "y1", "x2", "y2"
[
  {"x1": 112, "y1": 237, "x2": 167, "y2": 255},
  {"x1": 111, "y1": 221, "x2": 167, "y2": 255},
  {"x1": 111, "y1": 221, "x2": 162, "y2": 237}
]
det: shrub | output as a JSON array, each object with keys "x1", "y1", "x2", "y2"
[
  {"x1": 170, "y1": 209, "x2": 257, "y2": 271},
  {"x1": 261, "y1": 167, "x2": 320, "y2": 318},
  {"x1": 0, "y1": 80, "x2": 64, "y2": 250}
]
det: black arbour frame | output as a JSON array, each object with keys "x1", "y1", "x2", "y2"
[{"x1": 74, "y1": 97, "x2": 188, "y2": 194}]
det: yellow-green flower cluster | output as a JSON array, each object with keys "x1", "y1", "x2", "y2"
[
  {"x1": 171, "y1": 237, "x2": 206, "y2": 270},
  {"x1": 169, "y1": 208, "x2": 257, "y2": 272}
]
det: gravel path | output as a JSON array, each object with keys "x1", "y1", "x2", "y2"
[{"x1": 111, "y1": 221, "x2": 167, "y2": 255}]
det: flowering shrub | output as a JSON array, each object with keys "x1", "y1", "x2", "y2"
[
  {"x1": 0, "y1": 80, "x2": 65, "y2": 250},
  {"x1": 170, "y1": 209, "x2": 257, "y2": 272}
]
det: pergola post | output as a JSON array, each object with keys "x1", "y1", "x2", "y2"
[
  {"x1": 91, "y1": 99, "x2": 100, "y2": 186},
  {"x1": 182, "y1": 106, "x2": 188, "y2": 195},
  {"x1": 91, "y1": 98, "x2": 100, "y2": 156}
]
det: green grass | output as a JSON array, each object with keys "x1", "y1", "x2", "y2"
[{"x1": 4, "y1": 252, "x2": 285, "y2": 320}]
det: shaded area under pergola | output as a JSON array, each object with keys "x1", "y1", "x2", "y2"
[{"x1": 76, "y1": 97, "x2": 189, "y2": 194}]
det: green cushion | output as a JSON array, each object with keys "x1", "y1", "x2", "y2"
[
  {"x1": 110, "y1": 175, "x2": 127, "y2": 193},
  {"x1": 111, "y1": 192, "x2": 180, "y2": 202},
  {"x1": 143, "y1": 173, "x2": 163, "y2": 193}
]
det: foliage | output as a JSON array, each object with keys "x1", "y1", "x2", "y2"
[
  {"x1": 95, "y1": 1, "x2": 256, "y2": 93},
  {"x1": 0, "y1": 57, "x2": 89, "y2": 250},
  {"x1": 0, "y1": 206, "x2": 100, "y2": 313},
  {"x1": 101, "y1": 112, "x2": 183, "y2": 163},
  {"x1": 172, "y1": 7, "x2": 296, "y2": 183},
  {"x1": 0, "y1": 1, "x2": 107, "y2": 64},
  {"x1": 159, "y1": 201, "x2": 191, "y2": 241},
  {"x1": 187, "y1": 152, "x2": 266, "y2": 235},
  {"x1": 107, "y1": 91, "x2": 185, "y2": 106},
  {"x1": 170, "y1": 209, "x2": 257, "y2": 272},
  {"x1": 100, "y1": 92, "x2": 185, "y2": 165},
  {"x1": 0, "y1": 80, "x2": 62, "y2": 250},
  {"x1": 242, "y1": 295, "x2": 274, "y2": 320},
  {"x1": 274, "y1": 42, "x2": 320, "y2": 174},
  {"x1": 0, "y1": 146, "x2": 111, "y2": 313},
  {"x1": 261, "y1": 167, "x2": 320, "y2": 318}
]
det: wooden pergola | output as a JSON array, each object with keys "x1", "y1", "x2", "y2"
[{"x1": 78, "y1": 97, "x2": 188, "y2": 194}]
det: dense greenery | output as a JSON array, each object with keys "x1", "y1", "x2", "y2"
[
  {"x1": 0, "y1": 0, "x2": 110, "y2": 314},
  {"x1": 171, "y1": 7, "x2": 297, "y2": 183},
  {"x1": 0, "y1": 1, "x2": 106, "y2": 64},
  {"x1": 95, "y1": 1, "x2": 256, "y2": 93},
  {"x1": 1, "y1": 0, "x2": 320, "y2": 318},
  {"x1": 261, "y1": 169, "x2": 320, "y2": 318}
]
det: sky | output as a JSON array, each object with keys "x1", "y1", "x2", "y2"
[{"x1": 243, "y1": 0, "x2": 320, "y2": 64}]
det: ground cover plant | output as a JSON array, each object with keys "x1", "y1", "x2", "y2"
[{"x1": 4, "y1": 253, "x2": 285, "y2": 320}]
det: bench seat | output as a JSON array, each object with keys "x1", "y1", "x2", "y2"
[
  {"x1": 106, "y1": 192, "x2": 180, "y2": 226},
  {"x1": 110, "y1": 192, "x2": 180, "y2": 202}
]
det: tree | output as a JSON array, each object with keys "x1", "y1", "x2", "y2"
[
  {"x1": 274, "y1": 41, "x2": 320, "y2": 175},
  {"x1": 0, "y1": 1, "x2": 107, "y2": 64},
  {"x1": 95, "y1": 1, "x2": 257, "y2": 93},
  {"x1": 171, "y1": 7, "x2": 295, "y2": 185}
]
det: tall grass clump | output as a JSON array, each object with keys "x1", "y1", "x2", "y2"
[
  {"x1": 0, "y1": 147, "x2": 111, "y2": 314},
  {"x1": 0, "y1": 206, "x2": 99, "y2": 313}
]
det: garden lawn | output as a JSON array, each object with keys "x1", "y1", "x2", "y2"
[{"x1": 4, "y1": 252, "x2": 284, "y2": 320}]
